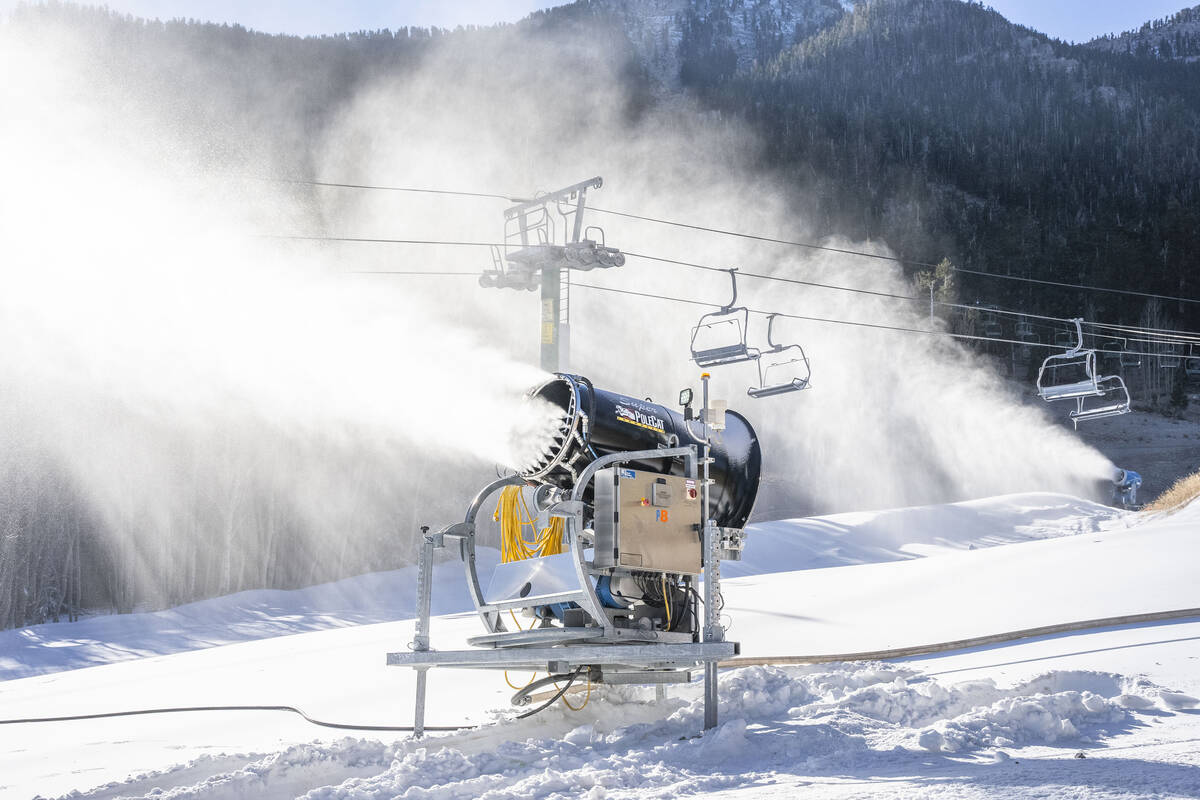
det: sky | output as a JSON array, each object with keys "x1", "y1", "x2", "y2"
[{"x1": 0, "y1": 1, "x2": 1194, "y2": 42}]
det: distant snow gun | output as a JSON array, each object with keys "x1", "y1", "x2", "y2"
[
  {"x1": 390, "y1": 373, "x2": 763, "y2": 735},
  {"x1": 1112, "y1": 468, "x2": 1142, "y2": 509}
]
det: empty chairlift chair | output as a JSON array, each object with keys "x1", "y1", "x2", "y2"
[
  {"x1": 1014, "y1": 318, "x2": 1039, "y2": 360},
  {"x1": 980, "y1": 308, "x2": 1003, "y2": 339},
  {"x1": 1186, "y1": 348, "x2": 1200, "y2": 379},
  {"x1": 1120, "y1": 345, "x2": 1142, "y2": 369},
  {"x1": 1015, "y1": 319, "x2": 1038, "y2": 343},
  {"x1": 747, "y1": 314, "x2": 812, "y2": 399},
  {"x1": 691, "y1": 269, "x2": 760, "y2": 368},
  {"x1": 1159, "y1": 343, "x2": 1183, "y2": 370},
  {"x1": 1036, "y1": 318, "x2": 1130, "y2": 427}
]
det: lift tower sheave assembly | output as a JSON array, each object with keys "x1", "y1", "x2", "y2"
[
  {"x1": 478, "y1": 177, "x2": 625, "y2": 372},
  {"x1": 389, "y1": 373, "x2": 761, "y2": 736}
]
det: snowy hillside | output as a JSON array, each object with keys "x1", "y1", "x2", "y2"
[
  {"x1": 2, "y1": 493, "x2": 1199, "y2": 798},
  {"x1": 601, "y1": 0, "x2": 846, "y2": 87}
]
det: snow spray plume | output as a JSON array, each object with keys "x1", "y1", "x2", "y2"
[
  {"x1": 0, "y1": 8, "x2": 1113, "y2": 621},
  {"x1": 0, "y1": 18, "x2": 559, "y2": 618},
  {"x1": 318, "y1": 14, "x2": 1114, "y2": 515}
]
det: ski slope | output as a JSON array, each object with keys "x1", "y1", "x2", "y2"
[{"x1": 2, "y1": 493, "x2": 1198, "y2": 799}]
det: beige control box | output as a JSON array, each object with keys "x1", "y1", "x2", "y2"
[{"x1": 592, "y1": 467, "x2": 702, "y2": 574}]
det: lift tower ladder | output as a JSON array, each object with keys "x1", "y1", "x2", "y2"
[{"x1": 479, "y1": 177, "x2": 625, "y2": 372}]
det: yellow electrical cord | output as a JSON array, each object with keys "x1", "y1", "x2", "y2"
[
  {"x1": 495, "y1": 485, "x2": 565, "y2": 564},
  {"x1": 559, "y1": 676, "x2": 592, "y2": 711},
  {"x1": 494, "y1": 486, "x2": 564, "y2": 693},
  {"x1": 503, "y1": 610, "x2": 538, "y2": 690},
  {"x1": 661, "y1": 573, "x2": 672, "y2": 631}
]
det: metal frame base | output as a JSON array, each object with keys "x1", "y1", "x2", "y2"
[
  {"x1": 397, "y1": 419, "x2": 733, "y2": 738},
  {"x1": 388, "y1": 641, "x2": 737, "y2": 671}
]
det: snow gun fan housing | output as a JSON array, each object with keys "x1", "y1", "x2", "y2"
[{"x1": 516, "y1": 373, "x2": 762, "y2": 530}]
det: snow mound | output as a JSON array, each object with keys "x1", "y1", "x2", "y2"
[
  {"x1": 58, "y1": 664, "x2": 1188, "y2": 800},
  {"x1": 729, "y1": 493, "x2": 1125, "y2": 576}
]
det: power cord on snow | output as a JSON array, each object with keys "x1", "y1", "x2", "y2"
[
  {"x1": 9, "y1": 609, "x2": 1199, "y2": 729},
  {"x1": 0, "y1": 670, "x2": 581, "y2": 731},
  {"x1": 0, "y1": 704, "x2": 473, "y2": 732},
  {"x1": 515, "y1": 666, "x2": 585, "y2": 719}
]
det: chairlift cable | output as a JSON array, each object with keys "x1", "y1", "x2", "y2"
[
  {"x1": 238, "y1": 171, "x2": 1200, "y2": 306},
  {"x1": 229, "y1": 175, "x2": 518, "y2": 202},
  {"x1": 348, "y1": 270, "x2": 480, "y2": 276},
  {"x1": 1083, "y1": 320, "x2": 1200, "y2": 345},
  {"x1": 271, "y1": 233, "x2": 1200, "y2": 351},
  {"x1": 591, "y1": 206, "x2": 1200, "y2": 306},
  {"x1": 571, "y1": 281, "x2": 1182, "y2": 360}
]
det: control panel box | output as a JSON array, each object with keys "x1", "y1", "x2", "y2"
[{"x1": 593, "y1": 467, "x2": 701, "y2": 574}]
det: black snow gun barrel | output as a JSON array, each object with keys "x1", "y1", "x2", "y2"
[{"x1": 515, "y1": 373, "x2": 762, "y2": 529}]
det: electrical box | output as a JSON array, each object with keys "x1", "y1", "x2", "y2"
[{"x1": 593, "y1": 467, "x2": 701, "y2": 574}]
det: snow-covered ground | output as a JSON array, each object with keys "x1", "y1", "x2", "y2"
[{"x1": 2, "y1": 493, "x2": 1199, "y2": 799}]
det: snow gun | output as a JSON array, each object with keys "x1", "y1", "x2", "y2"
[
  {"x1": 1112, "y1": 468, "x2": 1142, "y2": 509},
  {"x1": 390, "y1": 372, "x2": 762, "y2": 734}
]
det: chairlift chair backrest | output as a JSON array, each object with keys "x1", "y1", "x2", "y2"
[
  {"x1": 690, "y1": 269, "x2": 761, "y2": 368},
  {"x1": 747, "y1": 314, "x2": 811, "y2": 399},
  {"x1": 1037, "y1": 318, "x2": 1104, "y2": 402},
  {"x1": 1053, "y1": 329, "x2": 1076, "y2": 349}
]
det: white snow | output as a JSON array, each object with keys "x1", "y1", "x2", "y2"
[{"x1": 2, "y1": 494, "x2": 1199, "y2": 799}]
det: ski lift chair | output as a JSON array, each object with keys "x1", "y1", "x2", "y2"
[
  {"x1": 1120, "y1": 347, "x2": 1142, "y2": 369},
  {"x1": 1015, "y1": 320, "x2": 1038, "y2": 342},
  {"x1": 690, "y1": 269, "x2": 760, "y2": 368},
  {"x1": 1069, "y1": 375, "x2": 1131, "y2": 428},
  {"x1": 981, "y1": 309, "x2": 1003, "y2": 339},
  {"x1": 1097, "y1": 338, "x2": 1125, "y2": 370},
  {"x1": 1160, "y1": 343, "x2": 1183, "y2": 370},
  {"x1": 747, "y1": 314, "x2": 811, "y2": 399},
  {"x1": 1037, "y1": 319, "x2": 1104, "y2": 402},
  {"x1": 1186, "y1": 356, "x2": 1200, "y2": 379},
  {"x1": 1014, "y1": 319, "x2": 1039, "y2": 360}
]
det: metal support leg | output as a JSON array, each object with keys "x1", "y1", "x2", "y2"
[
  {"x1": 700, "y1": 373, "x2": 720, "y2": 732},
  {"x1": 703, "y1": 520, "x2": 722, "y2": 731},
  {"x1": 414, "y1": 669, "x2": 428, "y2": 737},
  {"x1": 411, "y1": 526, "x2": 437, "y2": 738}
]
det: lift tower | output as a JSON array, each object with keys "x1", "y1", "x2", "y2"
[{"x1": 478, "y1": 177, "x2": 625, "y2": 372}]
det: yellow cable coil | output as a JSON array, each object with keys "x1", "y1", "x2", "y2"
[
  {"x1": 495, "y1": 485, "x2": 565, "y2": 564},
  {"x1": 494, "y1": 485, "x2": 578, "y2": 706}
]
